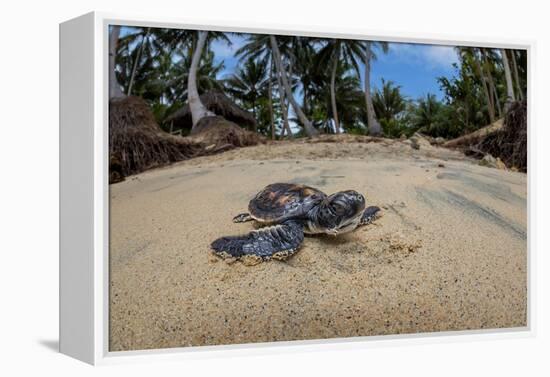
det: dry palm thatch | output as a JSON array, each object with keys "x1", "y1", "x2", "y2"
[
  {"x1": 478, "y1": 100, "x2": 527, "y2": 171},
  {"x1": 187, "y1": 116, "x2": 265, "y2": 152},
  {"x1": 165, "y1": 91, "x2": 257, "y2": 132},
  {"x1": 109, "y1": 96, "x2": 265, "y2": 183},
  {"x1": 442, "y1": 101, "x2": 527, "y2": 172},
  {"x1": 109, "y1": 96, "x2": 204, "y2": 182}
]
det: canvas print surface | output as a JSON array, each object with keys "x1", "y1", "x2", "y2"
[{"x1": 108, "y1": 24, "x2": 528, "y2": 351}]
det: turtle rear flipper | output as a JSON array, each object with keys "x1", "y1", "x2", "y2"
[
  {"x1": 211, "y1": 220, "x2": 304, "y2": 263},
  {"x1": 360, "y1": 206, "x2": 381, "y2": 226}
]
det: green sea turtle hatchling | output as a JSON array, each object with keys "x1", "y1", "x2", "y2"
[{"x1": 211, "y1": 183, "x2": 381, "y2": 264}]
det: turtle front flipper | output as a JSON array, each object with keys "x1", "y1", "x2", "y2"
[
  {"x1": 232, "y1": 213, "x2": 253, "y2": 223},
  {"x1": 211, "y1": 220, "x2": 304, "y2": 264},
  {"x1": 360, "y1": 206, "x2": 381, "y2": 226}
]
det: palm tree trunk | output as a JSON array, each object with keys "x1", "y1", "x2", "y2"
[
  {"x1": 284, "y1": 52, "x2": 296, "y2": 136},
  {"x1": 510, "y1": 50, "x2": 523, "y2": 101},
  {"x1": 492, "y1": 82, "x2": 502, "y2": 118},
  {"x1": 251, "y1": 97, "x2": 257, "y2": 132},
  {"x1": 363, "y1": 43, "x2": 381, "y2": 135},
  {"x1": 473, "y1": 50, "x2": 495, "y2": 123},
  {"x1": 501, "y1": 49, "x2": 516, "y2": 110},
  {"x1": 330, "y1": 58, "x2": 341, "y2": 133},
  {"x1": 270, "y1": 35, "x2": 318, "y2": 137},
  {"x1": 188, "y1": 31, "x2": 215, "y2": 130},
  {"x1": 284, "y1": 98, "x2": 292, "y2": 136},
  {"x1": 109, "y1": 25, "x2": 124, "y2": 99},
  {"x1": 302, "y1": 86, "x2": 308, "y2": 116},
  {"x1": 268, "y1": 60, "x2": 275, "y2": 140},
  {"x1": 482, "y1": 49, "x2": 501, "y2": 118},
  {"x1": 127, "y1": 28, "x2": 150, "y2": 96},
  {"x1": 275, "y1": 63, "x2": 291, "y2": 138}
]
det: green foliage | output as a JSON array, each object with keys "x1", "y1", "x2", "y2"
[
  {"x1": 224, "y1": 57, "x2": 269, "y2": 131},
  {"x1": 168, "y1": 49, "x2": 225, "y2": 101},
  {"x1": 370, "y1": 79, "x2": 410, "y2": 138},
  {"x1": 432, "y1": 46, "x2": 524, "y2": 138},
  {"x1": 373, "y1": 79, "x2": 407, "y2": 120},
  {"x1": 308, "y1": 61, "x2": 365, "y2": 133},
  {"x1": 111, "y1": 26, "x2": 527, "y2": 140},
  {"x1": 410, "y1": 94, "x2": 456, "y2": 138}
]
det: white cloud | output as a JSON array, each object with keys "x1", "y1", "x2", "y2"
[
  {"x1": 386, "y1": 43, "x2": 459, "y2": 70},
  {"x1": 425, "y1": 45, "x2": 460, "y2": 67}
]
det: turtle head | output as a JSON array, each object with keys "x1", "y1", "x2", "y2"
[{"x1": 315, "y1": 190, "x2": 366, "y2": 235}]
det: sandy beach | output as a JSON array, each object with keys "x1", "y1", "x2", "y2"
[{"x1": 109, "y1": 139, "x2": 527, "y2": 351}]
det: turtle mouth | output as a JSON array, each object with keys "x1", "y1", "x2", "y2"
[
  {"x1": 326, "y1": 228, "x2": 340, "y2": 236},
  {"x1": 329, "y1": 214, "x2": 362, "y2": 235}
]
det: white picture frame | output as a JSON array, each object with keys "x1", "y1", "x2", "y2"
[{"x1": 59, "y1": 11, "x2": 535, "y2": 365}]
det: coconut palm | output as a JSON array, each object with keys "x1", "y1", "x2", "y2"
[
  {"x1": 109, "y1": 25, "x2": 124, "y2": 99},
  {"x1": 186, "y1": 31, "x2": 232, "y2": 130},
  {"x1": 309, "y1": 61, "x2": 364, "y2": 133},
  {"x1": 291, "y1": 37, "x2": 318, "y2": 118},
  {"x1": 480, "y1": 48, "x2": 502, "y2": 118},
  {"x1": 500, "y1": 48, "x2": 516, "y2": 110},
  {"x1": 317, "y1": 39, "x2": 366, "y2": 133},
  {"x1": 225, "y1": 57, "x2": 269, "y2": 131},
  {"x1": 270, "y1": 35, "x2": 318, "y2": 137},
  {"x1": 412, "y1": 94, "x2": 444, "y2": 134},
  {"x1": 362, "y1": 41, "x2": 389, "y2": 135},
  {"x1": 458, "y1": 47, "x2": 495, "y2": 124},
  {"x1": 372, "y1": 79, "x2": 407, "y2": 121},
  {"x1": 168, "y1": 50, "x2": 224, "y2": 100},
  {"x1": 509, "y1": 49, "x2": 524, "y2": 101},
  {"x1": 236, "y1": 35, "x2": 292, "y2": 137},
  {"x1": 188, "y1": 31, "x2": 214, "y2": 127},
  {"x1": 116, "y1": 27, "x2": 163, "y2": 99},
  {"x1": 126, "y1": 28, "x2": 151, "y2": 96}
]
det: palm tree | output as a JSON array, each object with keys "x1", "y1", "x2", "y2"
[
  {"x1": 362, "y1": 41, "x2": 389, "y2": 135},
  {"x1": 500, "y1": 48, "x2": 516, "y2": 109},
  {"x1": 309, "y1": 61, "x2": 364, "y2": 133},
  {"x1": 183, "y1": 30, "x2": 232, "y2": 130},
  {"x1": 291, "y1": 37, "x2": 317, "y2": 118},
  {"x1": 127, "y1": 28, "x2": 151, "y2": 96},
  {"x1": 270, "y1": 35, "x2": 318, "y2": 137},
  {"x1": 473, "y1": 48, "x2": 495, "y2": 122},
  {"x1": 372, "y1": 79, "x2": 407, "y2": 121},
  {"x1": 188, "y1": 31, "x2": 215, "y2": 128},
  {"x1": 236, "y1": 35, "x2": 292, "y2": 137},
  {"x1": 174, "y1": 50, "x2": 225, "y2": 94},
  {"x1": 412, "y1": 94, "x2": 444, "y2": 134},
  {"x1": 109, "y1": 25, "x2": 124, "y2": 98},
  {"x1": 116, "y1": 27, "x2": 162, "y2": 98},
  {"x1": 267, "y1": 58, "x2": 276, "y2": 139},
  {"x1": 317, "y1": 39, "x2": 366, "y2": 133},
  {"x1": 481, "y1": 48, "x2": 502, "y2": 118},
  {"x1": 459, "y1": 47, "x2": 495, "y2": 123},
  {"x1": 225, "y1": 57, "x2": 269, "y2": 131},
  {"x1": 510, "y1": 49, "x2": 524, "y2": 101}
]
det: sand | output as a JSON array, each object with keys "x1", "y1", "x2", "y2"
[{"x1": 109, "y1": 138, "x2": 527, "y2": 351}]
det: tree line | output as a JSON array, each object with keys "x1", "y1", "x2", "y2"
[{"x1": 110, "y1": 26, "x2": 527, "y2": 140}]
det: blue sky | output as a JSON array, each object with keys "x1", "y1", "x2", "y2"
[
  {"x1": 211, "y1": 35, "x2": 460, "y2": 101},
  {"x1": 118, "y1": 26, "x2": 460, "y2": 101}
]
